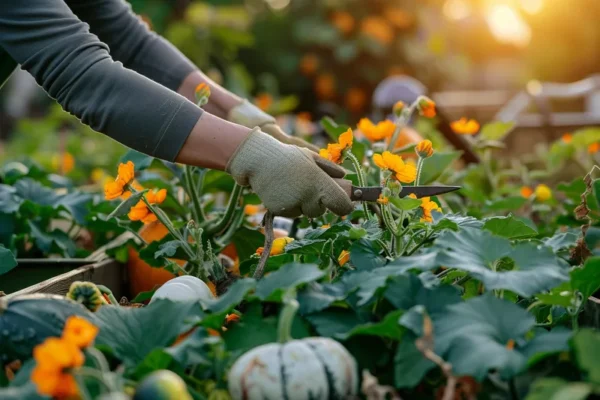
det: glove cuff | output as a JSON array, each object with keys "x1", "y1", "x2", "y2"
[
  {"x1": 226, "y1": 127, "x2": 283, "y2": 186},
  {"x1": 227, "y1": 99, "x2": 276, "y2": 128}
]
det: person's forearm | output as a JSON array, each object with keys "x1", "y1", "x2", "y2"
[
  {"x1": 176, "y1": 113, "x2": 250, "y2": 170},
  {"x1": 177, "y1": 70, "x2": 242, "y2": 119}
]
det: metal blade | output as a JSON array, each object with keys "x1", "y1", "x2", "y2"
[
  {"x1": 350, "y1": 186, "x2": 383, "y2": 202},
  {"x1": 399, "y1": 185, "x2": 461, "y2": 198}
]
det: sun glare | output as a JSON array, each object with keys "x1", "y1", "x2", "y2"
[
  {"x1": 520, "y1": 0, "x2": 544, "y2": 14},
  {"x1": 486, "y1": 4, "x2": 532, "y2": 47},
  {"x1": 443, "y1": 0, "x2": 472, "y2": 21}
]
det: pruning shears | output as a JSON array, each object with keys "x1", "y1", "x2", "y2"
[{"x1": 334, "y1": 179, "x2": 461, "y2": 202}]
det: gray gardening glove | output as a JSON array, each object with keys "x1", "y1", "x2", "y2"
[
  {"x1": 228, "y1": 100, "x2": 320, "y2": 153},
  {"x1": 227, "y1": 128, "x2": 354, "y2": 218}
]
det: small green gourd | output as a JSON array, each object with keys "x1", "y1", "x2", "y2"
[{"x1": 66, "y1": 281, "x2": 108, "y2": 312}]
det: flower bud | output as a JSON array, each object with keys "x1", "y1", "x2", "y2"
[
  {"x1": 417, "y1": 96, "x2": 436, "y2": 118},
  {"x1": 195, "y1": 83, "x2": 211, "y2": 106},
  {"x1": 415, "y1": 140, "x2": 433, "y2": 158},
  {"x1": 393, "y1": 101, "x2": 405, "y2": 117}
]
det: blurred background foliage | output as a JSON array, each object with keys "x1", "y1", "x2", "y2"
[{"x1": 1, "y1": 0, "x2": 600, "y2": 182}]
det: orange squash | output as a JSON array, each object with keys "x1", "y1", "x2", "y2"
[{"x1": 127, "y1": 221, "x2": 184, "y2": 296}]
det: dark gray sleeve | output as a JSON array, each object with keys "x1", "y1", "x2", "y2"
[
  {"x1": 0, "y1": 0, "x2": 202, "y2": 161},
  {"x1": 65, "y1": 0, "x2": 196, "y2": 91}
]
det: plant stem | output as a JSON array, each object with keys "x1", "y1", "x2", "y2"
[
  {"x1": 74, "y1": 373, "x2": 93, "y2": 400},
  {"x1": 376, "y1": 239, "x2": 393, "y2": 259},
  {"x1": 277, "y1": 288, "x2": 299, "y2": 343},
  {"x1": 143, "y1": 200, "x2": 196, "y2": 260},
  {"x1": 346, "y1": 152, "x2": 371, "y2": 220},
  {"x1": 95, "y1": 285, "x2": 119, "y2": 306},
  {"x1": 76, "y1": 367, "x2": 115, "y2": 392},
  {"x1": 415, "y1": 158, "x2": 424, "y2": 186},
  {"x1": 184, "y1": 166, "x2": 204, "y2": 224},
  {"x1": 207, "y1": 184, "x2": 242, "y2": 235},
  {"x1": 86, "y1": 347, "x2": 111, "y2": 373},
  {"x1": 253, "y1": 211, "x2": 274, "y2": 279}
]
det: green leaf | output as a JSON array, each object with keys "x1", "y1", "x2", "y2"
[
  {"x1": 27, "y1": 221, "x2": 76, "y2": 257},
  {"x1": 304, "y1": 308, "x2": 362, "y2": 338},
  {"x1": 320, "y1": 117, "x2": 350, "y2": 141},
  {"x1": 571, "y1": 257, "x2": 600, "y2": 299},
  {"x1": 479, "y1": 121, "x2": 515, "y2": 141},
  {"x1": 0, "y1": 245, "x2": 17, "y2": 275},
  {"x1": 526, "y1": 379, "x2": 592, "y2": 400},
  {"x1": 202, "y1": 278, "x2": 256, "y2": 315},
  {"x1": 572, "y1": 329, "x2": 600, "y2": 384},
  {"x1": 130, "y1": 289, "x2": 156, "y2": 304},
  {"x1": 255, "y1": 263, "x2": 324, "y2": 301},
  {"x1": 231, "y1": 227, "x2": 264, "y2": 263},
  {"x1": 390, "y1": 196, "x2": 421, "y2": 211},
  {"x1": 284, "y1": 239, "x2": 327, "y2": 256},
  {"x1": 557, "y1": 178, "x2": 586, "y2": 203},
  {"x1": 298, "y1": 283, "x2": 347, "y2": 315},
  {"x1": 119, "y1": 149, "x2": 154, "y2": 171},
  {"x1": 395, "y1": 331, "x2": 434, "y2": 388},
  {"x1": 483, "y1": 215, "x2": 538, "y2": 239},
  {"x1": 350, "y1": 239, "x2": 386, "y2": 271},
  {"x1": 0, "y1": 185, "x2": 22, "y2": 214},
  {"x1": 544, "y1": 232, "x2": 579, "y2": 252},
  {"x1": 154, "y1": 240, "x2": 182, "y2": 259},
  {"x1": 435, "y1": 228, "x2": 569, "y2": 297},
  {"x1": 91, "y1": 299, "x2": 204, "y2": 368},
  {"x1": 484, "y1": 196, "x2": 527, "y2": 212},
  {"x1": 107, "y1": 190, "x2": 148, "y2": 219},
  {"x1": 418, "y1": 151, "x2": 462, "y2": 184},
  {"x1": 345, "y1": 310, "x2": 404, "y2": 340},
  {"x1": 164, "y1": 327, "x2": 222, "y2": 367},
  {"x1": 139, "y1": 236, "x2": 187, "y2": 267}
]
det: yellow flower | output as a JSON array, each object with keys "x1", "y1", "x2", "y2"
[
  {"x1": 408, "y1": 194, "x2": 442, "y2": 223},
  {"x1": 51, "y1": 152, "x2": 75, "y2": 175},
  {"x1": 415, "y1": 140, "x2": 433, "y2": 158},
  {"x1": 372, "y1": 151, "x2": 416, "y2": 183},
  {"x1": 117, "y1": 161, "x2": 135, "y2": 185},
  {"x1": 256, "y1": 237, "x2": 294, "y2": 256},
  {"x1": 104, "y1": 180, "x2": 125, "y2": 200},
  {"x1": 62, "y1": 316, "x2": 98, "y2": 349},
  {"x1": 520, "y1": 186, "x2": 533, "y2": 198},
  {"x1": 588, "y1": 142, "x2": 600, "y2": 154},
  {"x1": 319, "y1": 128, "x2": 353, "y2": 164},
  {"x1": 357, "y1": 118, "x2": 395, "y2": 142},
  {"x1": 451, "y1": 118, "x2": 480, "y2": 135},
  {"x1": 331, "y1": 11, "x2": 355, "y2": 35},
  {"x1": 321, "y1": 224, "x2": 331, "y2": 229},
  {"x1": 338, "y1": 250, "x2": 350, "y2": 266},
  {"x1": 534, "y1": 184, "x2": 552, "y2": 202},
  {"x1": 255, "y1": 93, "x2": 273, "y2": 111},
  {"x1": 561, "y1": 133, "x2": 573, "y2": 144},
  {"x1": 418, "y1": 97, "x2": 436, "y2": 118},
  {"x1": 90, "y1": 168, "x2": 106, "y2": 183},
  {"x1": 377, "y1": 195, "x2": 389, "y2": 205},
  {"x1": 32, "y1": 337, "x2": 84, "y2": 399}
]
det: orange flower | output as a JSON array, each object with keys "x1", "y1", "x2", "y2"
[
  {"x1": 418, "y1": 98, "x2": 437, "y2": 118},
  {"x1": 195, "y1": 83, "x2": 211, "y2": 100},
  {"x1": 315, "y1": 73, "x2": 336, "y2": 100},
  {"x1": 32, "y1": 337, "x2": 84, "y2": 399},
  {"x1": 52, "y1": 152, "x2": 75, "y2": 175},
  {"x1": 588, "y1": 142, "x2": 600, "y2": 154},
  {"x1": 300, "y1": 54, "x2": 319, "y2": 76},
  {"x1": 561, "y1": 133, "x2": 573, "y2": 144},
  {"x1": 345, "y1": 88, "x2": 367, "y2": 113},
  {"x1": 384, "y1": 8, "x2": 413, "y2": 29},
  {"x1": 321, "y1": 224, "x2": 331, "y2": 229},
  {"x1": 146, "y1": 188, "x2": 167, "y2": 204},
  {"x1": 408, "y1": 194, "x2": 442, "y2": 223},
  {"x1": 207, "y1": 281, "x2": 217, "y2": 297},
  {"x1": 415, "y1": 140, "x2": 434, "y2": 158},
  {"x1": 62, "y1": 316, "x2": 99, "y2": 349},
  {"x1": 226, "y1": 314, "x2": 240, "y2": 324},
  {"x1": 128, "y1": 200, "x2": 150, "y2": 221},
  {"x1": 451, "y1": 118, "x2": 479, "y2": 135},
  {"x1": 296, "y1": 112, "x2": 312, "y2": 122},
  {"x1": 319, "y1": 128, "x2": 353, "y2": 164},
  {"x1": 357, "y1": 118, "x2": 396, "y2": 142},
  {"x1": 141, "y1": 213, "x2": 158, "y2": 224},
  {"x1": 244, "y1": 204, "x2": 262, "y2": 215},
  {"x1": 377, "y1": 195, "x2": 389, "y2": 205},
  {"x1": 104, "y1": 180, "x2": 125, "y2": 200},
  {"x1": 331, "y1": 11, "x2": 355, "y2": 35},
  {"x1": 207, "y1": 328, "x2": 221, "y2": 337},
  {"x1": 373, "y1": 151, "x2": 417, "y2": 183},
  {"x1": 338, "y1": 250, "x2": 350, "y2": 266},
  {"x1": 393, "y1": 101, "x2": 405, "y2": 116},
  {"x1": 117, "y1": 161, "x2": 135, "y2": 185},
  {"x1": 255, "y1": 93, "x2": 273, "y2": 111},
  {"x1": 506, "y1": 339, "x2": 515, "y2": 351},
  {"x1": 361, "y1": 17, "x2": 394, "y2": 45},
  {"x1": 520, "y1": 186, "x2": 533, "y2": 198},
  {"x1": 256, "y1": 237, "x2": 294, "y2": 256}
]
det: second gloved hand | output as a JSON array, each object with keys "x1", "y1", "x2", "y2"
[
  {"x1": 227, "y1": 128, "x2": 354, "y2": 218},
  {"x1": 227, "y1": 100, "x2": 319, "y2": 153}
]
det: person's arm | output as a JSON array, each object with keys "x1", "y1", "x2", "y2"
[
  {"x1": 64, "y1": 0, "x2": 238, "y2": 118},
  {"x1": 0, "y1": 0, "x2": 216, "y2": 162},
  {"x1": 65, "y1": 0, "x2": 318, "y2": 151}
]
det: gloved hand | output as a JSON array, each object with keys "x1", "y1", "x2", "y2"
[
  {"x1": 227, "y1": 100, "x2": 320, "y2": 153},
  {"x1": 227, "y1": 128, "x2": 354, "y2": 218}
]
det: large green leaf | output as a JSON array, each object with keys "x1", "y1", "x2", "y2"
[
  {"x1": 571, "y1": 257, "x2": 600, "y2": 299},
  {"x1": 525, "y1": 379, "x2": 592, "y2": 400},
  {"x1": 435, "y1": 228, "x2": 569, "y2": 297},
  {"x1": 284, "y1": 239, "x2": 327, "y2": 256},
  {"x1": 0, "y1": 245, "x2": 17, "y2": 275},
  {"x1": 349, "y1": 239, "x2": 386, "y2": 271},
  {"x1": 230, "y1": 227, "x2": 264, "y2": 262},
  {"x1": 28, "y1": 221, "x2": 76, "y2": 257},
  {"x1": 483, "y1": 215, "x2": 538, "y2": 239},
  {"x1": 92, "y1": 299, "x2": 204, "y2": 368},
  {"x1": 479, "y1": 121, "x2": 515, "y2": 141},
  {"x1": 418, "y1": 151, "x2": 462, "y2": 184},
  {"x1": 304, "y1": 308, "x2": 362, "y2": 338},
  {"x1": 0, "y1": 185, "x2": 22, "y2": 214},
  {"x1": 572, "y1": 329, "x2": 600, "y2": 385},
  {"x1": 202, "y1": 278, "x2": 256, "y2": 315},
  {"x1": 544, "y1": 231, "x2": 579, "y2": 252},
  {"x1": 484, "y1": 196, "x2": 528, "y2": 212},
  {"x1": 255, "y1": 263, "x2": 324, "y2": 301},
  {"x1": 297, "y1": 282, "x2": 347, "y2": 315}
]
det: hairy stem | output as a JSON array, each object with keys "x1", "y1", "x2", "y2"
[
  {"x1": 207, "y1": 184, "x2": 242, "y2": 235},
  {"x1": 184, "y1": 165, "x2": 204, "y2": 224},
  {"x1": 346, "y1": 152, "x2": 371, "y2": 220},
  {"x1": 253, "y1": 211, "x2": 274, "y2": 279}
]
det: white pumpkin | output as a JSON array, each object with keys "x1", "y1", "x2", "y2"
[
  {"x1": 227, "y1": 337, "x2": 358, "y2": 400},
  {"x1": 150, "y1": 276, "x2": 215, "y2": 304}
]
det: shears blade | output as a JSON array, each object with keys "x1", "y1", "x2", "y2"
[{"x1": 349, "y1": 185, "x2": 461, "y2": 202}]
